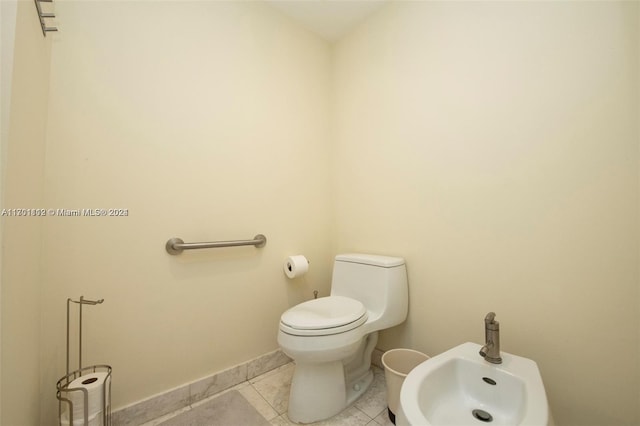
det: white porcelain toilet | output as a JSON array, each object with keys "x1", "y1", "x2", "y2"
[{"x1": 278, "y1": 253, "x2": 408, "y2": 424}]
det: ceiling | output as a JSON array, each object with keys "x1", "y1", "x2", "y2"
[{"x1": 264, "y1": 0, "x2": 390, "y2": 42}]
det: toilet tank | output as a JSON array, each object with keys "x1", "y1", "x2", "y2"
[{"x1": 330, "y1": 253, "x2": 408, "y2": 331}]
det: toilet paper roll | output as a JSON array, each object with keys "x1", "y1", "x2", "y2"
[
  {"x1": 64, "y1": 372, "x2": 109, "y2": 421},
  {"x1": 61, "y1": 409, "x2": 103, "y2": 426},
  {"x1": 284, "y1": 255, "x2": 309, "y2": 279}
]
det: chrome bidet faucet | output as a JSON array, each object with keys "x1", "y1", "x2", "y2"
[{"x1": 479, "y1": 312, "x2": 502, "y2": 364}]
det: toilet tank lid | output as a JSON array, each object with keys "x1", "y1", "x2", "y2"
[{"x1": 335, "y1": 253, "x2": 405, "y2": 268}]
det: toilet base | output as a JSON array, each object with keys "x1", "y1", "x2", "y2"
[
  {"x1": 286, "y1": 333, "x2": 378, "y2": 424},
  {"x1": 346, "y1": 367, "x2": 373, "y2": 407},
  {"x1": 288, "y1": 362, "x2": 374, "y2": 424},
  {"x1": 288, "y1": 360, "x2": 345, "y2": 424}
]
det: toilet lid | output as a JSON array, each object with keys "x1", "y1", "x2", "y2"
[{"x1": 280, "y1": 296, "x2": 367, "y2": 330}]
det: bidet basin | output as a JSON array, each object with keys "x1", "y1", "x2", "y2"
[{"x1": 397, "y1": 342, "x2": 550, "y2": 426}]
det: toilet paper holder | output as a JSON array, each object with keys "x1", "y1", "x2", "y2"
[{"x1": 56, "y1": 296, "x2": 112, "y2": 426}]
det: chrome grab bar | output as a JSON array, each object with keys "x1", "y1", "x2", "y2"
[{"x1": 165, "y1": 234, "x2": 267, "y2": 255}]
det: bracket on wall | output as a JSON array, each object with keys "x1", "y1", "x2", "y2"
[{"x1": 34, "y1": 0, "x2": 58, "y2": 36}]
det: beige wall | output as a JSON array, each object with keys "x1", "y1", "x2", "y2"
[
  {"x1": 637, "y1": 0, "x2": 640, "y2": 415},
  {"x1": 39, "y1": 0, "x2": 332, "y2": 420},
  {"x1": 1, "y1": 0, "x2": 51, "y2": 424},
  {"x1": 333, "y1": 2, "x2": 639, "y2": 425},
  {"x1": 2, "y1": 1, "x2": 639, "y2": 425}
]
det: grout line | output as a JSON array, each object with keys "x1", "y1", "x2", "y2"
[
  {"x1": 254, "y1": 381, "x2": 276, "y2": 411},
  {"x1": 240, "y1": 382, "x2": 280, "y2": 421}
]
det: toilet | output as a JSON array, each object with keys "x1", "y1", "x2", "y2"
[{"x1": 278, "y1": 253, "x2": 408, "y2": 424}]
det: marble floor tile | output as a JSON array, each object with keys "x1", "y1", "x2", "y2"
[
  {"x1": 372, "y1": 410, "x2": 395, "y2": 426},
  {"x1": 138, "y1": 406, "x2": 192, "y2": 426},
  {"x1": 354, "y1": 367, "x2": 388, "y2": 419},
  {"x1": 269, "y1": 415, "x2": 292, "y2": 426},
  {"x1": 281, "y1": 406, "x2": 372, "y2": 426},
  {"x1": 137, "y1": 360, "x2": 391, "y2": 426},
  {"x1": 114, "y1": 385, "x2": 191, "y2": 426},
  {"x1": 251, "y1": 363, "x2": 295, "y2": 415},
  {"x1": 239, "y1": 384, "x2": 280, "y2": 421},
  {"x1": 158, "y1": 390, "x2": 270, "y2": 426}
]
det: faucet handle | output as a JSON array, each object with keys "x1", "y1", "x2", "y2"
[
  {"x1": 484, "y1": 312, "x2": 496, "y2": 324},
  {"x1": 484, "y1": 312, "x2": 499, "y2": 330}
]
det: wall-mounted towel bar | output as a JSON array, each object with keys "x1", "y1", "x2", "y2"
[
  {"x1": 34, "y1": 0, "x2": 58, "y2": 36},
  {"x1": 166, "y1": 234, "x2": 267, "y2": 255}
]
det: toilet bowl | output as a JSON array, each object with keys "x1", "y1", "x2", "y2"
[{"x1": 278, "y1": 253, "x2": 408, "y2": 424}]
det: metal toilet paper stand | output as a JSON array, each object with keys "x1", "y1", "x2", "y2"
[{"x1": 56, "y1": 296, "x2": 112, "y2": 426}]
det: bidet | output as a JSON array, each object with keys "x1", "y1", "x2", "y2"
[{"x1": 396, "y1": 342, "x2": 551, "y2": 426}]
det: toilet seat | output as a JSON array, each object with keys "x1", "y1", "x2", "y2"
[{"x1": 280, "y1": 296, "x2": 368, "y2": 336}]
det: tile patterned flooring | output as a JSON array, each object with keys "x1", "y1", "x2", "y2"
[{"x1": 142, "y1": 363, "x2": 394, "y2": 426}]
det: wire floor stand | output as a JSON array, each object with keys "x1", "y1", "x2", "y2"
[{"x1": 56, "y1": 297, "x2": 111, "y2": 426}]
